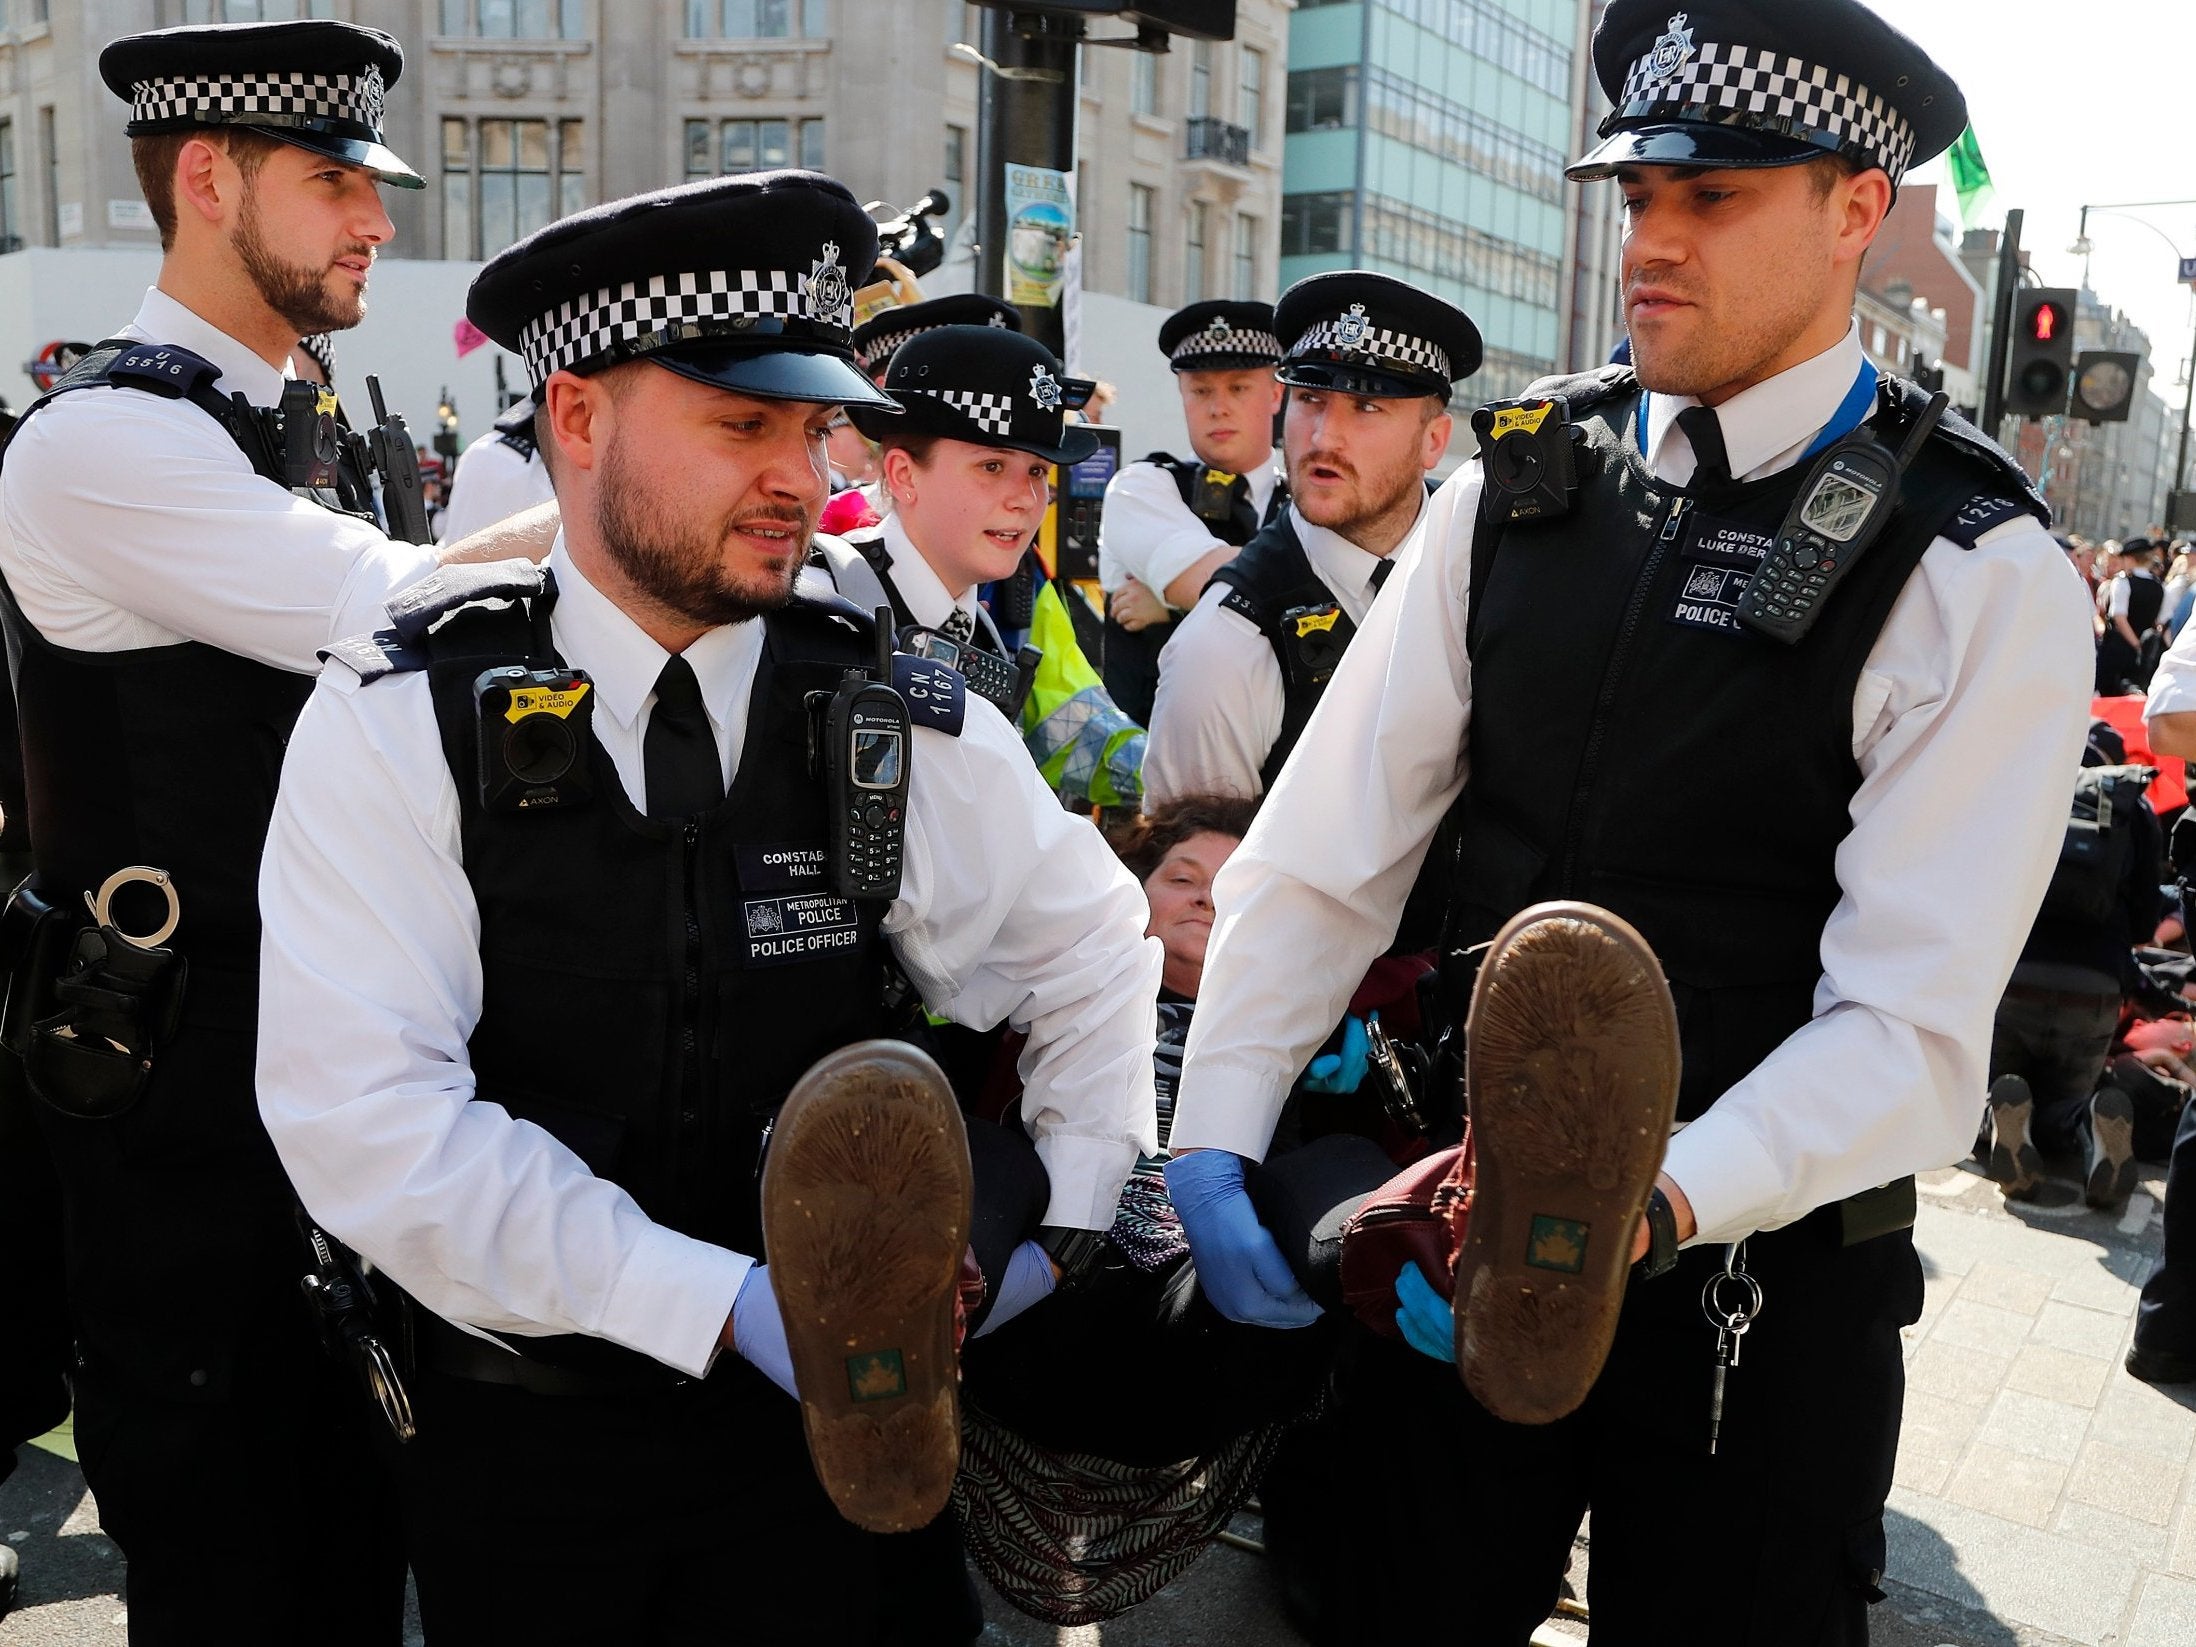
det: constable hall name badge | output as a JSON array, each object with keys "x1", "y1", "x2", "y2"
[
  {"x1": 736, "y1": 842, "x2": 862, "y2": 967},
  {"x1": 1666, "y1": 512, "x2": 1775, "y2": 636}
]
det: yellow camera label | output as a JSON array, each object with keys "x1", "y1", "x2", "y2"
[
  {"x1": 1489, "y1": 402, "x2": 1554, "y2": 439},
  {"x1": 313, "y1": 387, "x2": 339, "y2": 419},
  {"x1": 1293, "y1": 607, "x2": 1341, "y2": 638},
  {"x1": 504, "y1": 682, "x2": 591, "y2": 722}
]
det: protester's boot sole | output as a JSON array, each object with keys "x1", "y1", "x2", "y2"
[
  {"x1": 1985, "y1": 1074, "x2": 2045, "y2": 1200},
  {"x1": 1454, "y1": 903, "x2": 1680, "y2": 1426},
  {"x1": 761, "y1": 1039, "x2": 974, "y2": 1533},
  {"x1": 2085, "y1": 1085, "x2": 2138, "y2": 1211}
]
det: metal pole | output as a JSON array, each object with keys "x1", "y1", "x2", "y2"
[
  {"x1": 2178, "y1": 314, "x2": 2195, "y2": 510},
  {"x1": 1980, "y1": 208, "x2": 2023, "y2": 438},
  {"x1": 973, "y1": 9, "x2": 1079, "y2": 356}
]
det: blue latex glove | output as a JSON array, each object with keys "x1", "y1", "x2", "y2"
[
  {"x1": 1302, "y1": 1015, "x2": 1370, "y2": 1094},
  {"x1": 730, "y1": 1264, "x2": 798, "y2": 1399},
  {"x1": 1394, "y1": 1259, "x2": 1455, "y2": 1363},
  {"x1": 971, "y1": 1237, "x2": 1058, "y2": 1339},
  {"x1": 1163, "y1": 1149, "x2": 1323, "y2": 1328}
]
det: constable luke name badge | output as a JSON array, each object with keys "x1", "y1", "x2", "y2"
[
  {"x1": 735, "y1": 842, "x2": 861, "y2": 967},
  {"x1": 1643, "y1": 14, "x2": 1695, "y2": 89},
  {"x1": 1666, "y1": 512, "x2": 1776, "y2": 636}
]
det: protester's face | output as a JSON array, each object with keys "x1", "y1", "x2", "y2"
[
  {"x1": 230, "y1": 145, "x2": 391, "y2": 336},
  {"x1": 1284, "y1": 388, "x2": 1446, "y2": 539},
  {"x1": 1143, "y1": 831, "x2": 1239, "y2": 998},
  {"x1": 586, "y1": 367, "x2": 832, "y2": 628},
  {"x1": 1179, "y1": 368, "x2": 1283, "y2": 477},
  {"x1": 891, "y1": 439, "x2": 1049, "y2": 595},
  {"x1": 1619, "y1": 162, "x2": 1864, "y2": 403}
]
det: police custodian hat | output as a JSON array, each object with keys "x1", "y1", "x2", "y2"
[
  {"x1": 1274, "y1": 271, "x2": 1481, "y2": 403},
  {"x1": 853, "y1": 294, "x2": 1021, "y2": 377},
  {"x1": 1569, "y1": 1, "x2": 1966, "y2": 187},
  {"x1": 467, "y1": 169, "x2": 895, "y2": 412},
  {"x1": 100, "y1": 20, "x2": 422, "y2": 189},
  {"x1": 1159, "y1": 300, "x2": 1280, "y2": 375},
  {"x1": 849, "y1": 326, "x2": 1097, "y2": 467}
]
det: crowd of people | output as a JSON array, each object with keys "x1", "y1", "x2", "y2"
[{"x1": 0, "y1": 2, "x2": 2179, "y2": 1645}]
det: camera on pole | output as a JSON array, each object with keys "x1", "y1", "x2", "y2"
[
  {"x1": 2004, "y1": 287, "x2": 2077, "y2": 418},
  {"x1": 2069, "y1": 350, "x2": 2142, "y2": 425}
]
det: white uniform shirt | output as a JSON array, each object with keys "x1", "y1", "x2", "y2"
[
  {"x1": 438, "y1": 422, "x2": 555, "y2": 544},
  {"x1": 1098, "y1": 456, "x2": 1284, "y2": 599},
  {"x1": 2144, "y1": 605, "x2": 2196, "y2": 716},
  {"x1": 0, "y1": 287, "x2": 436, "y2": 667},
  {"x1": 1172, "y1": 326, "x2": 2095, "y2": 1247},
  {"x1": 257, "y1": 541, "x2": 1161, "y2": 1378},
  {"x1": 2106, "y1": 568, "x2": 2156, "y2": 624},
  {"x1": 1142, "y1": 500, "x2": 1419, "y2": 806}
]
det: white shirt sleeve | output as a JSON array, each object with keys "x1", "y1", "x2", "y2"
[
  {"x1": 439, "y1": 431, "x2": 555, "y2": 546},
  {"x1": 0, "y1": 388, "x2": 434, "y2": 669},
  {"x1": 1098, "y1": 462, "x2": 1235, "y2": 602},
  {"x1": 2146, "y1": 613, "x2": 2196, "y2": 718},
  {"x1": 257, "y1": 668, "x2": 750, "y2": 1380},
  {"x1": 886, "y1": 695, "x2": 1164, "y2": 1228},
  {"x1": 1141, "y1": 583, "x2": 1285, "y2": 808},
  {"x1": 2108, "y1": 575, "x2": 2132, "y2": 620}
]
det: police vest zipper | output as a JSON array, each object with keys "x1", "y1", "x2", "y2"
[{"x1": 1559, "y1": 497, "x2": 1690, "y2": 892}]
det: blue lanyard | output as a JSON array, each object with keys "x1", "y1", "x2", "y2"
[{"x1": 1636, "y1": 359, "x2": 1881, "y2": 472}]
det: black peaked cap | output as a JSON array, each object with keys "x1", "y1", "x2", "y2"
[
  {"x1": 853, "y1": 293, "x2": 1022, "y2": 376},
  {"x1": 1274, "y1": 271, "x2": 1480, "y2": 402},
  {"x1": 468, "y1": 169, "x2": 894, "y2": 411},
  {"x1": 100, "y1": 20, "x2": 420, "y2": 189},
  {"x1": 1572, "y1": 0, "x2": 1966, "y2": 185},
  {"x1": 1159, "y1": 300, "x2": 1280, "y2": 374},
  {"x1": 849, "y1": 326, "x2": 1098, "y2": 466}
]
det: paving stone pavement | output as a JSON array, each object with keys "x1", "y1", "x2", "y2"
[{"x1": 3, "y1": 1155, "x2": 2189, "y2": 1644}]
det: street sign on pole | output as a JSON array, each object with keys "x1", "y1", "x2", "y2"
[{"x1": 2180, "y1": 255, "x2": 2196, "y2": 284}]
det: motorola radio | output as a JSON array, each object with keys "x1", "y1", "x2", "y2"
[{"x1": 817, "y1": 609, "x2": 913, "y2": 900}]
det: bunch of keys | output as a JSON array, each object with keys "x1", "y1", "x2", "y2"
[{"x1": 1701, "y1": 1241, "x2": 1763, "y2": 1457}]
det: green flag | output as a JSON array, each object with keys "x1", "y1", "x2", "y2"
[{"x1": 1946, "y1": 125, "x2": 1996, "y2": 229}]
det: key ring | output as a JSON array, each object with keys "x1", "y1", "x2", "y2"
[
  {"x1": 1701, "y1": 1267, "x2": 1763, "y2": 1331},
  {"x1": 84, "y1": 865, "x2": 181, "y2": 950}
]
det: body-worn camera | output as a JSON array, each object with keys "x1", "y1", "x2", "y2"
[
  {"x1": 1472, "y1": 398, "x2": 1580, "y2": 524},
  {"x1": 1190, "y1": 466, "x2": 1241, "y2": 527},
  {"x1": 280, "y1": 379, "x2": 346, "y2": 492},
  {"x1": 476, "y1": 664, "x2": 596, "y2": 813}
]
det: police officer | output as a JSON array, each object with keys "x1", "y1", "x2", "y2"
[
  {"x1": 438, "y1": 391, "x2": 556, "y2": 541},
  {"x1": 1098, "y1": 300, "x2": 1286, "y2": 726},
  {"x1": 1142, "y1": 272, "x2": 1479, "y2": 806},
  {"x1": 253, "y1": 170, "x2": 1162, "y2": 1645},
  {"x1": 852, "y1": 291, "x2": 1023, "y2": 385},
  {"x1": 1168, "y1": 1, "x2": 2092, "y2": 1640},
  {"x1": 0, "y1": 20, "x2": 558, "y2": 1641}
]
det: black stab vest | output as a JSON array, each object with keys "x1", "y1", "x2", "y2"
[
  {"x1": 421, "y1": 601, "x2": 892, "y2": 1330},
  {"x1": 1207, "y1": 511, "x2": 1360, "y2": 792},
  {"x1": 2126, "y1": 572, "x2": 2165, "y2": 636},
  {"x1": 1143, "y1": 452, "x2": 1276, "y2": 549},
  {"x1": 1453, "y1": 371, "x2": 2047, "y2": 1123}
]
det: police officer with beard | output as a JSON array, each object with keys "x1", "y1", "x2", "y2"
[{"x1": 1168, "y1": 1, "x2": 2092, "y2": 1640}]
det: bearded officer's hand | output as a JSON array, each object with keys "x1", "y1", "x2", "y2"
[
  {"x1": 728, "y1": 1264, "x2": 798, "y2": 1398},
  {"x1": 1164, "y1": 1148, "x2": 1323, "y2": 1328}
]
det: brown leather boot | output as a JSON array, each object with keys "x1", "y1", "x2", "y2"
[
  {"x1": 1451, "y1": 902, "x2": 1680, "y2": 1425},
  {"x1": 761, "y1": 1039, "x2": 974, "y2": 1533}
]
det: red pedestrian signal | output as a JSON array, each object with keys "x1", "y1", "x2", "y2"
[
  {"x1": 2006, "y1": 288, "x2": 2078, "y2": 418},
  {"x1": 2029, "y1": 301, "x2": 2065, "y2": 343}
]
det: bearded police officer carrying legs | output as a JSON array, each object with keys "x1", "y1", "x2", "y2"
[
  {"x1": 0, "y1": 20, "x2": 560, "y2": 1642},
  {"x1": 1141, "y1": 272, "x2": 1479, "y2": 807},
  {"x1": 1167, "y1": 1, "x2": 2094, "y2": 1640},
  {"x1": 1098, "y1": 300, "x2": 1287, "y2": 726},
  {"x1": 253, "y1": 169, "x2": 1162, "y2": 1645}
]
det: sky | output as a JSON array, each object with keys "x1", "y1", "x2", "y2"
[{"x1": 1868, "y1": 0, "x2": 2196, "y2": 400}]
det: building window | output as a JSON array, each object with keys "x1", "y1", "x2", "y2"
[
  {"x1": 444, "y1": 118, "x2": 586, "y2": 259},
  {"x1": 944, "y1": 125, "x2": 966, "y2": 187},
  {"x1": 1131, "y1": 51, "x2": 1157, "y2": 117},
  {"x1": 685, "y1": 0, "x2": 827, "y2": 37},
  {"x1": 1126, "y1": 183, "x2": 1153, "y2": 304},
  {"x1": 1188, "y1": 41, "x2": 1211, "y2": 120},
  {"x1": 1285, "y1": 66, "x2": 1357, "y2": 134},
  {"x1": 1234, "y1": 214, "x2": 1257, "y2": 299},
  {"x1": 1185, "y1": 201, "x2": 1207, "y2": 303},
  {"x1": 0, "y1": 121, "x2": 15, "y2": 252},
  {"x1": 38, "y1": 106, "x2": 56, "y2": 247},
  {"x1": 684, "y1": 118, "x2": 818, "y2": 179},
  {"x1": 1240, "y1": 47, "x2": 1265, "y2": 150},
  {"x1": 191, "y1": 1, "x2": 335, "y2": 19},
  {"x1": 1281, "y1": 191, "x2": 1350, "y2": 258},
  {"x1": 438, "y1": 0, "x2": 581, "y2": 34}
]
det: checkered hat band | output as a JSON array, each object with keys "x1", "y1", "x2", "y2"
[
  {"x1": 519, "y1": 270, "x2": 854, "y2": 381},
  {"x1": 894, "y1": 386, "x2": 1015, "y2": 438},
  {"x1": 1616, "y1": 41, "x2": 1916, "y2": 180},
  {"x1": 130, "y1": 69, "x2": 385, "y2": 135},
  {"x1": 856, "y1": 321, "x2": 936, "y2": 373},
  {"x1": 1292, "y1": 320, "x2": 1450, "y2": 382},
  {"x1": 1171, "y1": 328, "x2": 1281, "y2": 365}
]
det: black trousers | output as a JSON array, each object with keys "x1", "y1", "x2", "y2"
[
  {"x1": 1273, "y1": 1211, "x2": 1922, "y2": 1647},
  {"x1": 2137, "y1": 1086, "x2": 2196, "y2": 1357},
  {"x1": 1989, "y1": 982, "x2": 2120, "y2": 1154}
]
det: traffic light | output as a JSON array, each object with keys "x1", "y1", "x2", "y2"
[
  {"x1": 2005, "y1": 287, "x2": 2077, "y2": 418},
  {"x1": 2069, "y1": 350, "x2": 2142, "y2": 424},
  {"x1": 988, "y1": 1, "x2": 1236, "y2": 40}
]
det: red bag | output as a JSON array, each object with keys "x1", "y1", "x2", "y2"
[{"x1": 1338, "y1": 1137, "x2": 1472, "y2": 1340}]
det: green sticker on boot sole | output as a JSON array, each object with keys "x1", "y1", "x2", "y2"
[
  {"x1": 847, "y1": 1349, "x2": 906, "y2": 1402},
  {"x1": 1526, "y1": 1216, "x2": 1588, "y2": 1274}
]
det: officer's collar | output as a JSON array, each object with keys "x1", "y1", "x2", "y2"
[
  {"x1": 1642, "y1": 321, "x2": 1865, "y2": 487},
  {"x1": 879, "y1": 511, "x2": 978, "y2": 632},
  {"x1": 1291, "y1": 494, "x2": 1423, "y2": 621},
  {"x1": 130, "y1": 285, "x2": 290, "y2": 409}
]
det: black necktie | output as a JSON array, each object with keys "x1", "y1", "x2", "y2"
[
  {"x1": 1675, "y1": 404, "x2": 1733, "y2": 491},
  {"x1": 940, "y1": 605, "x2": 976, "y2": 645},
  {"x1": 644, "y1": 654, "x2": 723, "y2": 819},
  {"x1": 1369, "y1": 557, "x2": 1395, "y2": 594}
]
